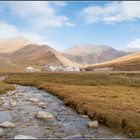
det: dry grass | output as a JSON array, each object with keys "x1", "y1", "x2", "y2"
[
  {"x1": 4, "y1": 72, "x2": 140, "y2": 137},
  {"x1": 87, "y1": 52, "x2": 140, "y2": 71},
  {"x1": 0, "y1": 82, "x2": 15, "y2": 94}
]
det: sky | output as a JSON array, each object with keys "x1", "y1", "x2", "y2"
[{"x1": 1, "y1": 1, "x2": 140, "y2": 51}]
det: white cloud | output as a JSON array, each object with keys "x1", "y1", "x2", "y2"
[
  {"x1": 30, "y1": 15, "x2": 75, "y2": 29},
  {"x1": 1, "y1": 1, "x2": 75, "y2": 29},
  {"x1": 0, "y1": 21, "x2": 53, "y2": 46},
  {"x1": 50, "y1": 1, "x2": 67, "y2": 7},
  {"x1": 127, "y1": 38, "x2": 140, "y2": 49},
  {"x1": 79, "y1": 1, "x2": 140, "y2": 24}
]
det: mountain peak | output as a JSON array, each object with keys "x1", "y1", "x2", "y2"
[
  {"x1": 0, "y1": 36, "x2": 31, "y2": 53},
  {"x1": 62, "y1": 44, "x2": 127, "y2": 65}
]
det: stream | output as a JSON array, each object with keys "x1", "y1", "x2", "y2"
[{"x1": 0, "y1": 85, "x2": 124, "y2": 139}]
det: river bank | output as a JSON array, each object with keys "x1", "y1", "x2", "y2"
[{"x1": 0, "y1": 84, "x2": 123, "y2": 138}]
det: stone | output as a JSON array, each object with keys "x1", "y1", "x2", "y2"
[
  {"x1": 65, "y1": 134, "x2": 82, "y2": 139},
  {"x1": 36, "y1": 111, "x2": 54, "y2": 120},
  {"x1": 38, "y1": 102, "x2": 47, "y2": 109},
  {"x1": 0, "y1": 97, "x2": 5, "y2": 100},
  {"x1": 0, "y1": 121, "x2": 15, "y2": 128},
  {"x1": 54, "y1": 133, "x2": 66, "y2": 138},
  {"x1": 9, "y1": 100, "x2": 17, "y2": 107},
  {"x1": 29, "y1": 98, "x2": 39, "y2": 103},
  {"x1": 0, "y1": 128, "x2": 4, "y2": 137},
  {"x1": 14, "y1": 135, "x2": 37, "y2": 139},
  {"x1": 88, "y1": 120, "x2": 98, "y2": 128},
  {"x1": 82, "y1": 115, "x2": 88, "y2": 118}
]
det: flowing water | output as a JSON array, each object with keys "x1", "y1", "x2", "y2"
[{"x1": 0, "y1": 85, "x2": 124, "y2": 138}]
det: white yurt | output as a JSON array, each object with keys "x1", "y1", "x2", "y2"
[
  {"x1": 64, "y1": 66, "x2": 74, "y2": 72},
  {"x1": 73, "y1": 67, "x2": 80, "y2": 72},
  {"x1": 26, "y1": 66, "x2": 34, "y2": 72},
  {"x1": 49, "y1": 66, "x2": 56, "y2": 71}
]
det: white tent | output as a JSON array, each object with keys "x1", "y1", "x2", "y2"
[
  {"x1": 26, "y1": 66, "x2": 34, "y2": 72},
  {"x1": 64, "y1": 66, "x2": 74, "y2": 72},
  {"x1": 49, "y1": 66, "x2": 57, "y2": 71},
  {"x1": 73, "y1": 67, "x2": 80, "y2": 72}
]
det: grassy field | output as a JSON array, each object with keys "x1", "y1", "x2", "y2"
[
  {"x1": 4, "y1": 72, "x2": 140, "y2": 137},
  {"x1": 0, "y1": 82, "x2": 15, "y2": 94}
]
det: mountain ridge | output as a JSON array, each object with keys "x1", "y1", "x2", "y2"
[
  {"x1": 0, "y1": 36, "x2": 31, "y2": 53},
  {"x1": 62, "y1": 44, "x2": 128, "y2": 65},
  {"x1": 86, "y1": 51, "x2": 140, "y2": 71}
]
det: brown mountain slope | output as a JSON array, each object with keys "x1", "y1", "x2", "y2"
[
  {"x1": 0, "y1": 56, "x2": 14, "y2": 67},
  {"x1": 86, "y1": 51, "x2": 140, "y2": 71},
  {"x1": 62, "y1": 45, "x2": 128, "y2": 65},
  {"x1": 10, "y1": 44, "x2": 81, "y2": 67},
  {"x1": 0, "y1": 36, "x2": 31, "y2": 53}
]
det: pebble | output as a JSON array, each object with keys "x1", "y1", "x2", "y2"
[
  {"x1": 0, "y1": 128, "x2": 4, "y2": 137},
  {"x1": 36, "y1": 111, "x2": 54, "y2": 120},
  {"x1": 0, "y1": 121, "x2": 15, "y2": 128},
  {"x1": 9, "y1": 100, "x2": 17, "y2": 107},
  {"x1": 88, "y1": 120, "x2": 98, "y2": 128},
  {"x1": 0, "y1": 97, "x2": 5, "y2": 100},
  {"x1": 14, "y1": 135, "x2": 37, "y2": 139},
  {"x1": 38, "y1": 102, "x2": 47, "y2": 109},
  {"x1": 29, "y1": 98, "x2": 39, "y2": 103},
  {"x1": 54, "y1": 132, "x2": 66, "y2": 138}
]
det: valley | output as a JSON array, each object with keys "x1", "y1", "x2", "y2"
[{"x1": 0, "y1": 37, "x2": 140, "y2": 138}]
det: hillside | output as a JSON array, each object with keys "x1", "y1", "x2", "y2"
[
  {"x1": 86, "y1": 51, "x2": 140, "y2": 71},
  {"x1": 62, "y1": 44, "x2": 127, "y2": 65},
  {"x1": 0, "y1": 36, "x2": 31, "y2": 53},
  {"x1": 10, "y1": 44, "x2": 81, "y2": 67},
  {"x1": 0, "y1": 56, "x2": 14, "y2": 67}
]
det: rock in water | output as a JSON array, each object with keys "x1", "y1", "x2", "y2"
[
  {"x1": 0, "y1": 121, "x2": 15, "y2": 128},
  {"x1": 0, "y1": 128, "x2": 4, "y2": 137},
  {"x1": 14, "y1": 135, "x2": 37, "y2": 139},
  {"x1": 36, "y1": 111, "x2": 54, "y2": 120},
  {"x1": 29, "y1": 98, "x2": 39, "y2": 103},
  {"x1": 0, "y1": 97, "x2": 5, "y2": 100},
  {"x1": 38, "y1": 102, "x2": 47, "y2": 109},
  {"x1": 9, "y1": 100, "x2": 17, "y2": 107},
  {"x1": 88, "y1": 120, "x2": 98, "y2": 128}
]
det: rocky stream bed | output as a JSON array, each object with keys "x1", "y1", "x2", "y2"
[{"x1": 0, "y1": 85, "x2": 124, "y2": 139}]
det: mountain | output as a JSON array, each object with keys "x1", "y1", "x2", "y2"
[
  {"x1": 9, "y1": 44, "x2": 81, "y2": 67},
  {"x1": 86, "y1": 52, "x2": 140, "y2": 71},
  {"x1": 0, "y1": 56, "x2": 14, "y2": 67},
  {"x1": 62, "y1": 44, "x2": 128, "y2": 65},
  {"x1": 0, "y1": 36, "x2": 31, "y2": 53}
]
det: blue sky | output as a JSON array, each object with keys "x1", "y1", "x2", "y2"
[{"x1": 0, "y1": 1, "x2": 140, "y2": 51}]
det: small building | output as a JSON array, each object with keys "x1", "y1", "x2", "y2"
[
  {"x1": 48, "y1": 65, "x2": 57, "y2": 71},
  {"x1": 93, "y1": 67, "x2": 113, "y2": 71},
  {"x1": 26, "y1": 66, "x2": 34, "y2": 72},
  {"x1": 41, "y1": 64, "x2": 81, "y2": 72},
  {"x1": 64, "y1": 66, "x2": 74, "y2": 72},
  {"x1": 55, "y1": 65, "x2": 64, "y2": 71},
  {"x1": 41, "y1": 64, "x2": 50, "y2": 71},
  {"x1": 73, "y1": 67, "x2": 80, "y2": 72}
]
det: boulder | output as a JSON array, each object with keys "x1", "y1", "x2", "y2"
[
  {"x1": 88, "y1": 120, "x2": 98, "y2": 128},
  {"x1": 0, "y1": 128, "x2": 4, "y2": 137},
  {"x1": 0, "y1": 121, "x2": 15, "y2": 128},
  {"x1": 14, "y1": 135, "x2": 37, "y2": 139},
  {"x1": 36, "y1": 111, "x2": 54, "y2": 120}
]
